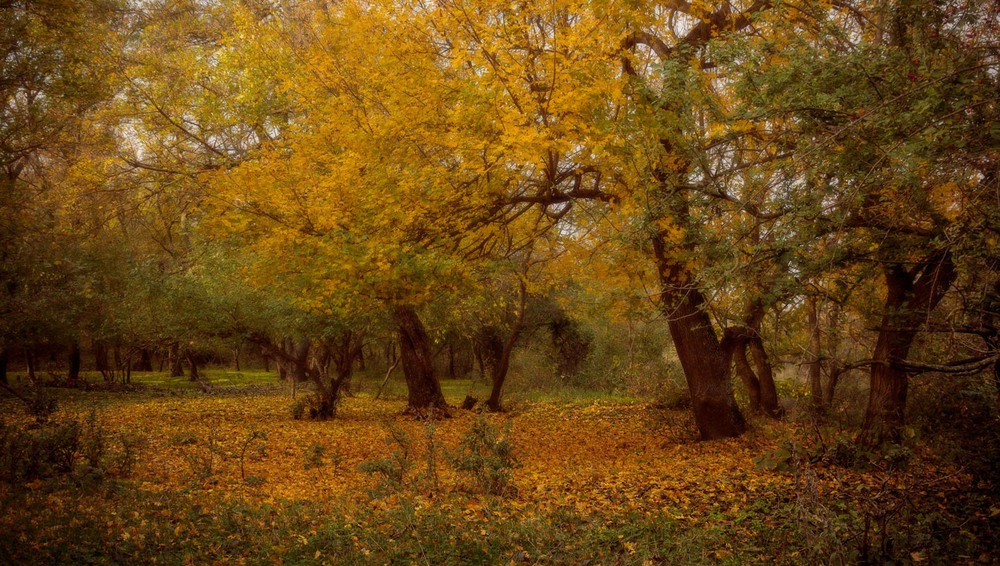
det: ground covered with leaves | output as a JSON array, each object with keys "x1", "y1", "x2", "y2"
[{"x1": 1, "y1": 383, "x2": 996, "y2": 565}]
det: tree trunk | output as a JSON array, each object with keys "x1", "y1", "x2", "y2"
[
  {"x1": 860, "y1": 254, "x2": 956, "y2": 445},
  {"x1": 722, "y1": 329, "x2": 762, "y2": 414},
  {"x1": 136, "y1": 349, "x2": 153, "y2": 372},
  {"x1": 290, "y1": 338, "x2": 310, "y2": 382},
  {"x1": 187, "y1": 350, "x2": 200, "y2": 381},
  {"x1": 168, "y1": 342, "x2": 184, "y2": 377},
  {"x1": 0, "y1": 348, "x2": 7, "y2": 385},
  {"x1": 95, "y1": 341, "x2": 111, "y2": 381},
  {"x1": 232, "y1": 346, "x2": 241, "y2": 371},
  {"x1": 824, "y1": 302, "x2": 843, "y2": 407},
  {"x1": 26, "y1": 349, "x2": 36, "y2": 383},
  {"x1": 448, "y1": 342, "x2": 456, "y2": 378},
  {"x1": 68, "y1": 343, "x2": 81, "y2": 384},
  {"x1": 474, "y1": 326, "x2": 503, "y2": 384},
  {"x1": 393, "y1": 305, "x2": 448, "y2": 414},
  {"x1": 808, "y1": 296, "x2": 825, "y2": 415},
  {"x1": 486, "y1": 279, "x2": 527, "y2": 412},
  {"x1": 742, "y1": 300, "x2": 782, "y2": 417},
  {"x1": 654, "y1": 233, "x2": 746, "y2": 440}
]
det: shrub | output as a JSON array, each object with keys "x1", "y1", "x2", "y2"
[
  {"x1": 358, "y1": 422, "x2": 414, "y2": 497},
  {"x1": 450, "y1": 416, "x2": 519, "y2": 496},
  {"x1": 304, "y1": 444, "x2": 327, "y2": 469}
]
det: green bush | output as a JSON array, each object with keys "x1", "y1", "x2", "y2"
[{"x1": 450, "y1": 416, "x2": 519, "y2": 496}]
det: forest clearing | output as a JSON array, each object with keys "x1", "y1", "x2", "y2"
[
  {"x1": 0, "y1": 371, "x2": 996, "y2": 564},
  {"x1": 3, "y1": 0, "x2": 1000, "y2": 563}
]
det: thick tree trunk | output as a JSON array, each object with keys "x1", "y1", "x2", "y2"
[
  {"x1": 654, "y1": 233, "x2": 746, "y2": 440},
  {"x1": 393, "y1": 305, "x2": 448, "y2": 414},
  {"x1": 68, "y1": 343, "x2": 81, "y2": 384},
  {"x1": 860, "y1": 254, "x2": 956, "y2": 445},
  {"x1": 168, "y1": 342, "x2": 184, "y2": 377},
  {"x1": 808, "y1": 296, "x2": 825, "y2": 415}
]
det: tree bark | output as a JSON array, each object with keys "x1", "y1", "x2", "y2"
[
  {"x1": 68, "y1": 343, "x2": 81, "y2": 384},
  {"x1": 136, "y1": 349, "x2": 153, "y2": 372},
  {"x1": 860, "y1": 253, "x2": 956, "y2": 445},
  {"x1": 290, "y1": 338, "x2": 310, "y2": 383},
  {"x1": 742, "y1": 300, "x2": 782, "y2": 417},
  {"x1": 722, "y1": 328, "x2": 761, "y2": 413},
  {"x1": 653, "y1": 233, "x2": 746, "y2": 440},
  {"x1": 95, "y1": 341, "x2": 111, "y2": 381},
  {"x1": 187, "y1": 350, "x2": 200, "y2": 381},
  {"x1": 26, "y1": 349, "x2": 36, "y2": 383},
  {"x1": 393, "y1": 305, "x2": 448, "y2": 414},
  {"x1": 168, "y1": 342, "x2": 184, "y2": 377},
  {"x1": 0, "y1": 348, "x2": 7, "y2": 385},
  {"x1": 824, "y1": 302, "x2": 843, "y2": 407},
  {"x1": 808, "y1": 296, "x2": 825, "y2": 415},
  {"x1": 486, "y1": 279, "x2": 528, "y2": 412}
]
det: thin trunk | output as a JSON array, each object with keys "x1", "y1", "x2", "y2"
[
  {"x1": 187, "y1": 350, "x2": 200, "y2": 381},
  {"x1": 722, "y1": 328, "x2": 761, "y2": 413},
  {"x1": 232, "y1": 346, "x2": 241, "y2": 371},
  {"x1": 448, "y1": 342, "x2": 456, "y2": 379},
  {"x1": 68, "y1": 343, "x2": 81, "y2": 384},
  {"x1": 393, "y1": 305, "x2": 448, "y2": 414},
  {"x1": 95, "y1": 341, "x2": 111, "y2": 381},
  {"x1": 824, "y1": 302, "x2": 843, "y2": 407},
  {"x1": 654, "y1": 233, "x2": 746, "y2": 440},
  {"x1": 0, "y1": 348, "x2": 7, "y2": 385},
  {"x1": 487, "y1": 280, "x2": 527, "y2": 412},
  {"x1": 744, "y1": 300, "x2": 781, "y2": 417},
  {"x1": 113, "y1": 344, "x2": 123, "y2": 382},
  {"x1": 860, "y1": 254, "x2": 956, "y2": 445},
  {"x1": 807, "y1": 296, "x2": 825, "y2": 415},
  {"x1": 291, "y1": 338, "x2": 310, "y2": 382},
  {"x1": 168, "y1": 342, "x2": 184, "y2": 378},
  {"x1": 25, "y1": 349, "x2": 36, "y2": 384},
  {"x1": 136, "y1": 349, "x2": 153, "y2": 372}
]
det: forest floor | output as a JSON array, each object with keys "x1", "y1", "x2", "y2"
[{"x1": 0, "y1": 374, "x2": 996, "y2": 564}]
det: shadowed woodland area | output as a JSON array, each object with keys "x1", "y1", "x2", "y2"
[{"x1": 1, "y1": 0, "x2": 999, "y2": 563}]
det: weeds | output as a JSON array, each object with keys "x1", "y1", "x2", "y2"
[
  {"x1": 358, "y1": 421, "x2": 414, "y2": 497},
  {"x1": 449, "y1": 416, "x2": 519, "y2": 496}
]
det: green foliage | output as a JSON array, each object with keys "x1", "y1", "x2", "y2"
[
  {"x1": 449, "y1": 416, "x2": 519, "y2": 496},
  {"x1": 178, "y1": 427, "x2": 221, "y2": 479},
  {"x1": 358, "y1": 422, "x2": 414, "y2": 497},
  {"x1": 24, "y1": 389, "x2": 58, "y2": 423},
  {"x1": 303, "y1": 443, "x2": 327, "y2": 470},
  {"x1": 0, "y1": 410, "x2": 144, "y2": 489}
]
